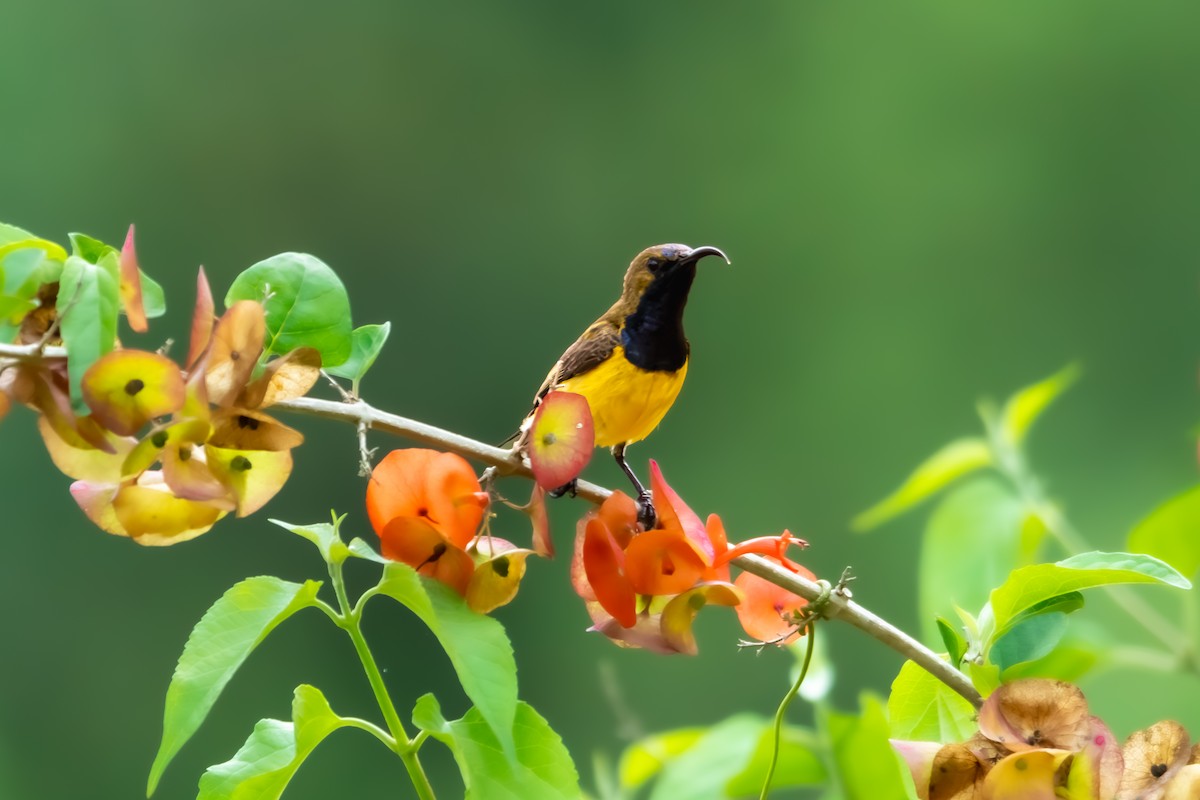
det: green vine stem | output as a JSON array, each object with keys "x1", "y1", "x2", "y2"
[
  {"x1": 760, "y1": 623, "x2": 816, "y2": 800},
  {"x1": 328, "y1": 558, "x2": 438, "y2": 800}
]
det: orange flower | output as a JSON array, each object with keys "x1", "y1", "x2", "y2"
[
  {"x1": 733, "y1": 563, "x2": 815, "y2": 644},
  {"x1": 571, "y1": 460, "x2": 813, "y2": 653},
  {"x1": 366, "y1": 448, "x2": 489, "y2": 596}
]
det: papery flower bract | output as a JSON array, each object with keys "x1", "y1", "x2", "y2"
[
  {"x1": 205, "y1": 445, "x2": 293, "y2": 516},
  {"x1": 734, "y1": 562, "x2": 815, "y2": 644},
  {"x1": 978, "y1": 679, "x2": 1090, "y2": 752},
  {"x1": 1118, "y1": 720, "x2": 1190, "y2": 800},
  {"x1": 366, "y1": 448, "x2": 489, "y2": 597},
  {"x1": 983, "y1": 749, "x2": 1073, "y2": 800},
  {"x1": 81, "y1": 350, "x2": 186, "y2": 436},
  {"x1": 186, "y1": 266, "x2": 215, "y2": 370},
  {"x1": 649, "y1": 459, "x2": 712, "y2": 562},
  {"x1": 367, "y1": 449, "x2": 487, "y2": 548},
  {"x1": 465, "y1": 538, "x2": 535, "y2": 614},
  {"x1": 118, "y1": 224, "x2": 148, "y2": 333},
  {"x1": 582, "y1": 508, "x2": 638, "y2": 627},
  {"x1": 569, "y1": 462, "x2": 798, "y2": 655},
  {"x1": 379, "y1": 516, "x2": 476, "y2": 595},
  {"x1": 527, "y1": 390, "x2": 593, "y2": 490},
  {"x1": 526, "y1": 483, "x2": 553, "y2": 557},
  {"x1": 205, "y1": 300, "x2": 266, "y2": 406}
]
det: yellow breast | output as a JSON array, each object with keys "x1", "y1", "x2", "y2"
[{"x1": 557, "y1": 345, "x2": 688, "y2": 448}]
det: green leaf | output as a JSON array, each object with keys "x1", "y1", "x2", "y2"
[
  {"x1": 140, "y1": 270, "x2": 166, "y2": 319},
  {"x1": 196, "y1": 685, "x2": 346, "y2": 800},
  {"x1": 348, "y1": 537, "x2": 389, "y2": 564},
  {"x1": 967, "y1": 662, "x2": 1002, "y2": 696},
  {"x1": 646, "y1": 714, "x2": 765, "y2": 800},
  {"x1": 852, "y1": 438, "x2": 993, "y2": 532},
  {"x1": 936, "y1": 618, "x2": 967, "y2": 667},
  {"x1": 725, "y1": 725, "x2": 827, "y2": 796},
  {"x1": 0, "y1": 222, "x2": 38, "y2": 245},
  {"x1": 918, "y1": 478, "x2": 1025, "y2": 643},
  {"x1": 225, "y1": 252, "x2": 353, "y2": 366},
  {"x1": 822, "y1": 694, "x2": 915, "y2": 800},
  {"x1": 2, "y1": 248, "x2": 50, "y2": 302},
  {"x1": 999, "y1": 363, "x2": 1081, "y2": 447},
  {"x1": 887, "y1": 660, "x2": 977, "y2": 742},
  {"x1": 57, "y1": 255, "x2": 120, "y2": 408},
  {"x1": 413, "y1": 694, "x2": 579, "y2": 799},
  {"x1": 270, "y1": 518, "x2": 349, "y2": 566},
  {"x1": 984, "y1": 552, "x2": 1191, "y2": 642},
  {"x1": 68, "y1": 231, "x2": 116, "y2": 263},
  {"x1": 618, "y1": 728, "x2": 705, "y2": 790},
  {"x1": 1002, "y1": 636, "x2": 1101, "y2": 683},
  {"x1": 990, "y1": 612, "x2": 1069, "y2": 673},
  {"x1": 1127, "y1": 485, "x2": 1200, "y2": 579},
  {"x1": 147, "y1": 576, "x2": 322, "y2": 796},
  {"x1": 325, "y1": 322, "x2": 391, "y2": 391},
  {"x1": 375, "y1": 563, "x2": 517, "y2": 757}
]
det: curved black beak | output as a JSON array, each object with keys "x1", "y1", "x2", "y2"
[{"x1": 683, "y1": 245, "x2": 730, "y2": 265}]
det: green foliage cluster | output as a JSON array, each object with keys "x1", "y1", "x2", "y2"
[{"x1": 149, "y1": 515, "x2": 580, "y2": 800}]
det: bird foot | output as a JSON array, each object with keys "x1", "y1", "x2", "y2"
[
  {"x1": 636, "y1": 491, "x2": 657, "y2": 530},
  {"x1": 548, "y1": 479, "x2": 578, "y2": 499}
]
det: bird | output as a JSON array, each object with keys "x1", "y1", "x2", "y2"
[{"x1": 516, "y1": 242, "x2": 729, "y2": 526}]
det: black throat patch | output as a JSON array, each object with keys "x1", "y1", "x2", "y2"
[{"x1": 620, "y1": 264, "x2": 695, "y2": 372}]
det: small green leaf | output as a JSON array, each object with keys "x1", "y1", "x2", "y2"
[
  {"x1": 990, "y1": 612, "x2": 1069, "y2": 673},
  {"x1": 58, "y1": 255, "x2": 120, "y2": 408},
  {"x1": 887, "y1": 661, "x2": 977, "y2": 742},
  {"x1": 414, "y1": 694, "x2": 580, "y2": 799},
  {"x1": 823, "y1": 695, "x2": 915, "y2": 800},
  {"x1": 68, "y1": 231, "x2": 116, "y2": 263},
  {"x1": 147, "y1": 576, "x2": 322, "y2": 796},
  {"x1": 325, "y1": 322, "x2": 391, "y2": 391},
  {"x1": 375, "y1": 563, "x2": 517, "y2": 757},
  {"x1": 936, "y1": 618, "x2": 966, "y2": 666},
  {"x1": 967, "y1": 662, "x2": 1002, "y2": 696},
  {"x1": 618, "y1": 728, "x2": 705, "y2": 790},
  {"x1": 853, "y1": 438, "x2": 993, "y2": 532},
  {"x1": 918, "y1": 478, "x2": 1025, "y2": 643},
  {"x1": 984, "y1": 552, "x2": 1191, "y2": 645},
  {"x1": 348, "y1": 537, "x2": 389, "y2": 564},
  {"x1": 196, "y1": 685, "x2": 346, "y2": 800},
  {"x1": 270, "y1": 519, "x2": 348, "y2": 565},
  {"x1": 140, "y1": 270, "x2": 166, "y2": 319},
  {"x1": 1127, "y1": 485, "x2": 1200, "y2": 579},
  {"x1": 1, "y1": 248, "x2": 50, "y2": 302},
  {"x1": 0, "y1": 222, "x2": 38, "y2": 245},
  {"x1": 999, "y1": 363, "x2": 1081, "y2": 447},
  {"x1": 225, "y1": 252, "x2": 353, "y2": 366},
  {"x1": 647, "y1": 715, "x2": 765, "y2": 800}
]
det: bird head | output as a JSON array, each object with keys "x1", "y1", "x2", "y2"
[{"x1": 620, "y1": 243, "x2": 730, "y2": 298}]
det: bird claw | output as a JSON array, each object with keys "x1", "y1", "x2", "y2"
[
  {"x1": 549, "y1": 479, "x2": 578, "y2": 499},
  {"x1": 636, "y1": 491, "x2": 657, "y2": 530}
]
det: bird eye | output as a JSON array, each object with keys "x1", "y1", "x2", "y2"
[{"x1": 646, "y1": 257, "x2": 662, "y2": 272}]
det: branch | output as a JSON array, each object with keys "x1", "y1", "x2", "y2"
[
  {"x1": 0, "y1": 342, "x2": 982, "y2": 707},
  {"x1": 272, "y1": 395, "x2": 983, "y2": 708}
]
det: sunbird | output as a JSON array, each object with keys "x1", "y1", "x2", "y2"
[{"x1": 518, "y1": 243, "x2": 729, "y2": 524}]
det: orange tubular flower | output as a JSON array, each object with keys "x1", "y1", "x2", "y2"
[
  {"x1": 366, "y1": 448, "x2": 490, "y2": 596},
  {"x1": 571, "y1": 460, "x2": 813, "y2": 653}
]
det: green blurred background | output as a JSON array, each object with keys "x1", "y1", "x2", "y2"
[{"x1": 3, "y1": 1, "x2": 1200, "y2": 797}]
